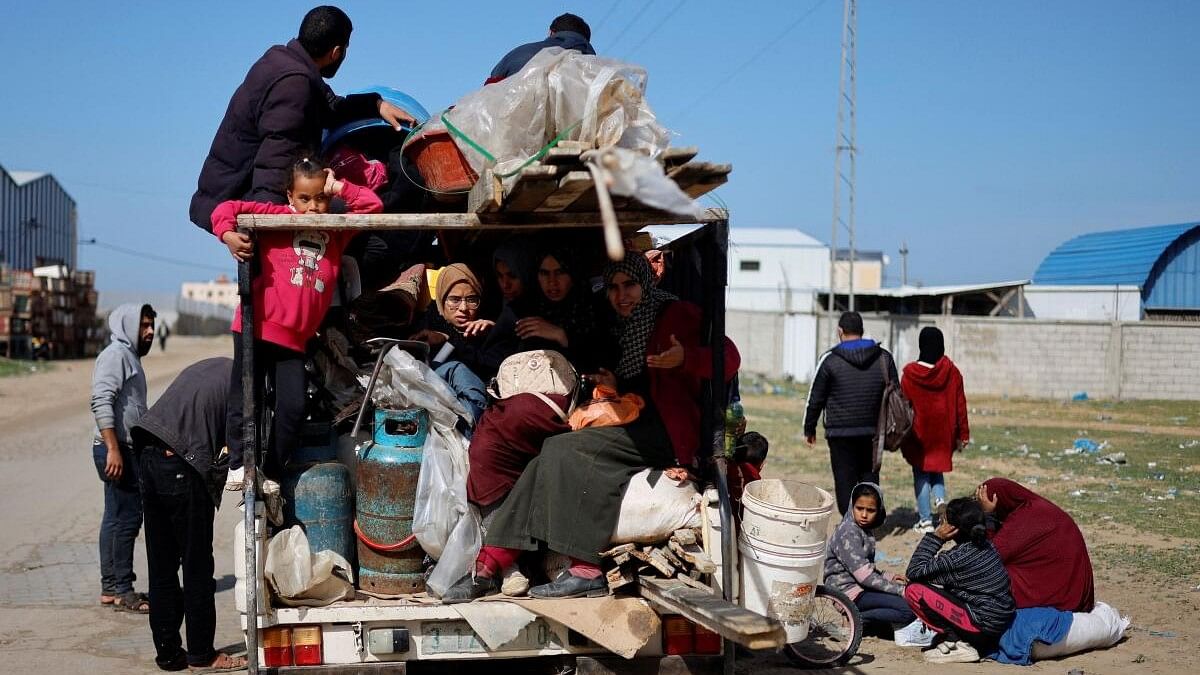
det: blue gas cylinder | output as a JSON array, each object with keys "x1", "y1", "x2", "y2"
[
  {"x1": 356, "y1": 407, "x2": 428, "y2": 595},
  {"x1": 282, "y1": 461, "x2": 355, "y2": 566}
]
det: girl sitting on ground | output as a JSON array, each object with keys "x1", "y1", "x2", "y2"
[
  {"x1": 905, "y1": 497, "x2": 1016, "y2": 664},
  {"x1": 824, "y1": 483, "x2": 918, "y2": 634},
  {"x1": 213, "y1": 157, "x2": 382, "y2": 488}
]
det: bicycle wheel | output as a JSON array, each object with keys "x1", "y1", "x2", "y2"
[{"x1": 783, "y1": 584, "x2": 863, "y2": 668}]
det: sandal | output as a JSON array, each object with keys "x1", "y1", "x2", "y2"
[
  {"x1": 114, "y1": 590, "x2": 150, "y2": 614},
  {"x1": 189, "y1": 652, "x2": 247, "y2": 673}
]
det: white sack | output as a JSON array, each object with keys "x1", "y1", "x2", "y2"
[
  {"x1": 1031, "y1": 601, "x2": 1130, "y2": 661},
  {"x1": 611, "y1": 469, "x2": 703, "y2": 544},
  {"x1": 264, "y1": 526, "x2": 354, "y2": 607}
]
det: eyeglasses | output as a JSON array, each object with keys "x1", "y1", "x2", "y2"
[{"x1": 444, "y1": 295, "x2": 481, "y2": 309}]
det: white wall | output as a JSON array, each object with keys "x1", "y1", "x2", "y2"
[
  {"x1": 1025, "y1": 285, "x2": 1141, "y2": 321},
  {"x1": 727, "y1": 234, "x2": 828, "y2": 313}
]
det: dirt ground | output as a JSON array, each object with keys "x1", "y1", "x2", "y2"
[{"x1": 1, "y1": 343, "x2": 1195, "y2": 674}]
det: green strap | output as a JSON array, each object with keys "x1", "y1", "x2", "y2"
[{"x1": 441, "y1": 112, "x2": 585, "y2": 178}]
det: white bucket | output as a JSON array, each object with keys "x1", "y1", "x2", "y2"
[
  {"x1": 739, "y1": 533, "x2": 825, "y2": 644},
  {"x1": 742, "y1": 479, "x2": 834, "y2": 549}
]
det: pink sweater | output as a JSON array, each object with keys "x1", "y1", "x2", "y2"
[{"x1": 211, "y1": 182, "x2": 382, "y2": 352}]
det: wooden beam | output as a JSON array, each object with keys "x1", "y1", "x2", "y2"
[
  {"x1": 503, "y1": 165, "x2": 562, "y2": 211},
  {"x1": 660, "y1": 146, "x2": 699, "y2": 167},
  {"x1": 236, "y1": 208, "x2": 729, "y2": 231},
  {"x1": 637, "y1": 577, "x2": 786, "y2": 650},
  {"x1": 535, "y1": 171, "x2": 594, "y2": 212},
  {"x1": 466, "y1": 170, "x2": 502, "y2": 214},
  {"x1": 989, "y1": 287, "x2": 1019, "y2": 317}
]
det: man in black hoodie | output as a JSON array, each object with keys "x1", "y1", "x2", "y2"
[
  {"x1": 189, "y1": 5, "x2": 415, "y2": 231},
  {"x1": 131, "y1": 358, "x2": 245, "y2": 672},
  {"x1": 485, "y1": 12, "x2": 596, "y2": 84},
  {"x1": 804, "y1": 312, "x2": 898, "y2": 515}
]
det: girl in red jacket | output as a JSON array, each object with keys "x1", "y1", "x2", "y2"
[
  {"x1": 900, "y1": 327, "x2": 969, "y2": 533},
  {"x1": 213, "y1": 157, "x2": 382, "y2": 488}
]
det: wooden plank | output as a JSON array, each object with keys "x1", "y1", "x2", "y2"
[
  {"x1": 515, "y1": 597, "x2": 660, "y2": 659},
  {"x1": 606, "y1": 566, "x2": 638, "y2": 591},
  {"x1": 674, "y1": 572, "x2": 711, "y2": 592},
  {"x1": 671, "y1": 529, "x2": 697, "y2": 546},
  {"x1": 555, "y1": 140, "x2": 592, "y2": 152},
  {"x1": 643, "y1": 548, "x2": 676, "y2": 577},
  {"x1": 502, "y1": 165, "x2": 562, "y2": 212},
  {"x1": 535, "y1": 171, "x2": 594, "y2": 212},
  {"x1": 660, "y1": 146, "x2": 699, "y2": 167},
  {"x1": 466, "y1": 170, "x2": 502, "y2": 213},
  {"x1": 599, "y1": 543, "x2": 637, "y2": 559},
  {"x1": 683, "y1": 177, "x2": 728, "y2": 199},
  {"x1": 669, "y1": 540, "x2": 717, "y2": 574},
  {"x1": 637, "y1": 577, "x2": 786, "y2": 651},
  {"x1": 668, "y1": 162, "x2": 733, "y2": 187},
  {"x1": 543, "y1": 146, "x2": 586, "y2": 165},
  {"x1": 236, "y1": 207, "x2": 729, "y2": 231},
  {"x1": 658, "y1": 545, "x2": 684, "y2": 570}
]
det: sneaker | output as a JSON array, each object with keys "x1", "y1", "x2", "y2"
[
  {"x1": 500, "y1": 567, "x2": 530, "y2": 597},
  {"x1": 913, "y1": 519, "x2": 935, "y2": 534},
  {"x1": 224, "y1": 466, "x2": 245, "y2": 492},
  {"x1": 923, "y1": 640, "x2": 980, "y2": 663},
  {"x1": 894, "y1": 619, "x2": 935, "y2": 647}
]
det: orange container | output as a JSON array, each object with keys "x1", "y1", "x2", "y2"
[{"x1": 405, "y1": 129, "x2": 478, "y2": 194}]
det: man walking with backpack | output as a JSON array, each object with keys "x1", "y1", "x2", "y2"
[{"x1": 804, "y1": 311, "x2": 899, "y2": 515}]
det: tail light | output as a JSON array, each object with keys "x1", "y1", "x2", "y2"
[
  {"x1": 262, "y1": 626, "x2": 292, "y2": 667},
  {"x1": 292, "y1": 626, "x2": 323, "y2": 666},
  {"x1": 662, "y1": 616, "x2": 722, "y2": 655},
  {"x1": 662, "y1": 616, "x2": 694, "y2": 655}
]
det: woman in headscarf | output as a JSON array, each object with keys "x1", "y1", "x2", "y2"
[
  {"x1": 410, "y1": 263, "x2": 516, "y2": 423},
  {"x1": 492, "y1": 238, "x2": 536, "y2": 308},
  {"x1": 900, "y1": 326, "x2": 970, "y2": 533},
  {"x1": 503, "y1": 245, "x2": 607, "y2": 372},
  {"x1": 976, "y1": 478, "x2": 1095, "y2": 612},
  {"x1": 441, "y1": 252, "x2": 740, "y2": 602}
]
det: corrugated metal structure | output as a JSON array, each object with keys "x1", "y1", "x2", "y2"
[
  {"x1": 1033, "y1": 222, "x2": 1200, "y2": 314},
  {"x1": 0, "y1": 162, "x2": 77, "y2": 270}
]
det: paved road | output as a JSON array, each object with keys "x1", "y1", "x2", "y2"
[{"x1": 0, "y1": 337, "x2": 242, "y2": 673}]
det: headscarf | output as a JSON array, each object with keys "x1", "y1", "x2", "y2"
[
  {"x1": 982, "y1": 477, "x2": 1095, "y2": 612},
  {"x1": 435, "y1": 263, "x2": 483, "y2": 321},
  {"x1": 840, "y1": 481, "x2": 886, "y2": 531},
  {"x1": 493, "y1": 238, "x2": 536, "y2": 303},
  {"x1": 533, "y1": 246, "x2": 596, "y2": 336},
  {"x1": 918, "y1": 326, "x2": 945, "y2": 364},
  {"x1": 604, "y1": 251, "x2": 677, "y2": 380}
]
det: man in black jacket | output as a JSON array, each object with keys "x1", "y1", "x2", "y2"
[
  {"x1": 189, "y1": 5, "x2": 415, "y2": 231},
  {"x1": 485, "y1": 12, "x2": 595, "y2": 84},
  {"x1": 804, "y1": 312, "x2": 898, "y2": 515},
  {"x1": 131, "y1": 358, "x2": 244, "y2": 672}
]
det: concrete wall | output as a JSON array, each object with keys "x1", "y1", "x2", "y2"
[{"x1": 732, "y1": 312, "x2": 1200, "y2": 400}]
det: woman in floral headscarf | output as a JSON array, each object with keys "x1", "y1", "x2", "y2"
[{"x1": 441, "y1": 252, "x2": 740, "y2": 602}]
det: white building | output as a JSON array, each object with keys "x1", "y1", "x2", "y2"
[
  {"x1": 181, "y1": 275, "x2": 238, "y2": 309},
  {"x1": 727, "y1": 228, "x2": 830, "y2": 313},
  {"x1": 1024, "y1": 285, "x2": 1142, "y2": 321}
]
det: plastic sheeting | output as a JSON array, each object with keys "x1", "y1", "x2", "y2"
[
  {"x1": 265, "y1": 526, "x2": 355, "y2": 607},
  {"x1": 420, "y1": 48, "x2": 670, "y2": 183}
]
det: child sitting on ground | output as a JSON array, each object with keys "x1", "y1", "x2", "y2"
[
  {"x1": 905, "y1": 497, "x2": 1016, "y2": 664},
  {"x1": 213, "y1": 157, "x2": 382, "y2": 488},
  {"x1": 824, "y1": 483, "x2": 918, "y2": 635}
]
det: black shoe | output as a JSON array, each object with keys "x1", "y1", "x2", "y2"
[
  {"x1": 528, "y1": 571, "x2": 607, "y2": 599},
  {"x1": 439, "y1": 573, "x2": 499, "y2": 604},
  {"x1": 154, "y1": 649, "x2": 188, "y2": 671}
]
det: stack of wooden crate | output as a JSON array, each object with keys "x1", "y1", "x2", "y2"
[
  {"x1": 0, "y1": 265, "x2": 102, "y2": 360},
  {"x1": 0, "y1": 266, "x2": 35, "y2": 359}
]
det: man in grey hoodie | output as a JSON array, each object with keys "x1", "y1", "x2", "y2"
[{"x1": 90, "y1": 302, "x2": 156, "y2": 612}]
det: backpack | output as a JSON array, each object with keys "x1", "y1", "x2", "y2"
[
  {"x1": 874, "y1": 354, "x2": 914, "y2": 470},
  {"x1": 487, "y1": 350, "x2": 580, "y2": 422}
]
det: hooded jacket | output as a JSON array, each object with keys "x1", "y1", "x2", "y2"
[
  {"x1": 91, "y1": 304, "x2": 149, "y2": 446},
  {"x1": 486, "y1": 31, "x2": 596, "y2": 83},
  {"x1": 132, "y1": 358, "x2": 231, "y2": 507},
  {"x1": 189, "y1": 39, "x2": 383, "y2": 231},
  {"x1": 901, "y1": 356, "x2": 969, "y2": 473},
  {"x1": 803, "y1": 339, "x2": 897, "y2": 438},
  {"x1": 823, "y1": 482, "x2": 905, "y2": 601}
]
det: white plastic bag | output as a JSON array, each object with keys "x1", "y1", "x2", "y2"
[
  {"x1": 611, "y1": 469, "x2": 703, "y2": 544},
  {"x1": 412, "y1": 425, "x2": 482, "y2": 597},
  {"x1": 1030, "y1": 601, "x2": 1129, "y2": 660},
  {"x1": 595, "y1": 147, "x2": 706, "y2": 219},
  {"x1": 363, "y1": 348, "x2": 471, "y2": 430},
  {"x1": 264, "y1": 526, "x2": 355, "y2": 607}
]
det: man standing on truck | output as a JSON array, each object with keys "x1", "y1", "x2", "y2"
[
  {"x1": 188, "y1": 5, "x2": 415, "y2": 231},
  {"x1": 485, "y1": 12, "x2": 595, "y2": 84},
  {"x1": 804, "y1": 311, "x2": 898, "y2": 516},
  {"x1": 131, "y1": 357, "x2": 246, "y2": 673},
  {"x1": 91, "y1": 302, "x2": 156, "y2": 614}
]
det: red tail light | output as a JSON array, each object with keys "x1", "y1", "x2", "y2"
[
  {"x1": 693, "y1": 625, "x2": 721, "y2": 654},
  {"x1": 663, "y1": 616, "x2": 694, "y2": 655},
  {"x1": 292, "y1": 626, "x2": 323, "y2": 666},
  {"x1": 262, "y1": 626, "x2": 292, "y2": 667}
]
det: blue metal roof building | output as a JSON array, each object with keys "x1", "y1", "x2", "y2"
[
  {"x1": 1033, "y1": 222, "x2": 1200, "y2": 313},
  {"x1": 1, "y1": 162, "x2": 77, "y2": 270}
]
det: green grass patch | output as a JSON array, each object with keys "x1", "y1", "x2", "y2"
[
  {"x1": 1092, "y1": 543, "x2": 1200, "y2": 581},
  {"x1": 0, "y1": 358, "x2": 50, "y2": 378}
]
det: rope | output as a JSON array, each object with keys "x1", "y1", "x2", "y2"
[{"x1": 353, "y1": 519, "x2": 418, "y2": 552}]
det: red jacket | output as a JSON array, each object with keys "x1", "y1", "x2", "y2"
[
  {"x1": 211, "y1": 182, "x2": 382, "y2": 352},
  {"x1": 649, "y1": 301, "x2": 741, "y2": 467},
  {"x1": 900, "y1": 356, "x2": 969, "y2": 473}
]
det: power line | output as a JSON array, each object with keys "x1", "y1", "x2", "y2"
[
  {"x1": 591, "y1": 0, "x2": 624, "y2": 35},
  {"x1": 623, "y1": 0, "x2": 688, "y2": 60},
  {"x1": 675, "y1": 0, "x2": 831, "y2": 120},
  {"x1": 607, "y1": 1, "x2": 657, "y2": 53},
  {"x1": 80, "y1": 238, "x2": 229, "y2": 273}
]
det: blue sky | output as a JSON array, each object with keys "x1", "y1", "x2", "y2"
[{"x1": 2, "y1": 0, "x2": 1197, "y2": 293}]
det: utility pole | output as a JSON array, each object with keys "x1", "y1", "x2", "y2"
[
  {"x1": 899, "y1": 241, "x2": 909, "y2": 286},
  {"x1": 829, "y1": 0, "x2": 858, "y2": 345}
]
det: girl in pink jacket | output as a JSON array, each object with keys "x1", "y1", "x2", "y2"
[{"x1": 212, "y1": 157, "x2": 382, "y2": 488}]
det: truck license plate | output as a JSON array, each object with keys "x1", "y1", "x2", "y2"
[{"x1": 420, "y1": 619, "x2": 559, "y2": 654}]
